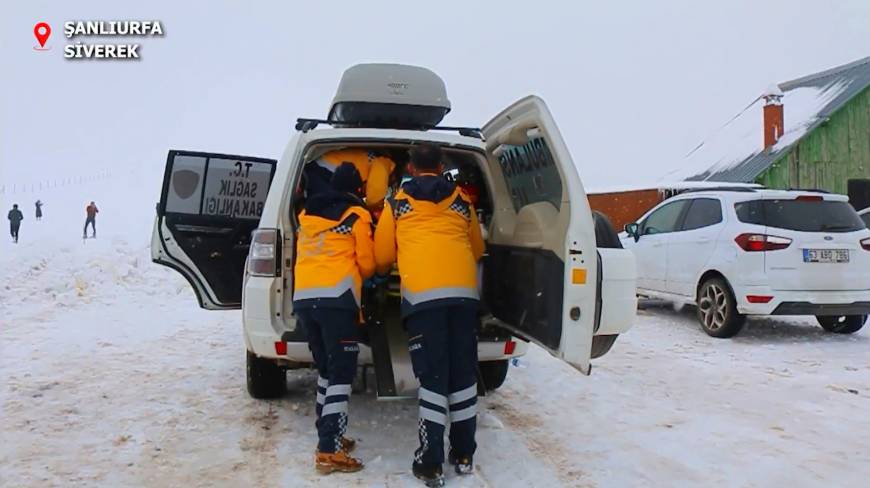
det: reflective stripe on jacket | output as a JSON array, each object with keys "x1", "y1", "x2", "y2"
[
  {"x1": 374, "y1": 176, "x2": 485, "y2": 317},
  {"x1": 293, "y1": 205, "x2": 375, "y2": 310}
]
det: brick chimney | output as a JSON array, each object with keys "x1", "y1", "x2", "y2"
[{"x1": 762, "y1": 84, "x2": 784, "y2": 150}]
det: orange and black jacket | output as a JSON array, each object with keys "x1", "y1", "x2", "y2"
[
  {"x1": 374, "y1": 175, "x2": 485, "y2": 317},
  {"x1": 293, "y1": 191, "x2": 375, "y2": 311},
  {"x1": 317, "y1": 149, "x2": 395, "y2": 209}
]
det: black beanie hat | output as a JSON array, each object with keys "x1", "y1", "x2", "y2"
[{"x1": 331, "y1": 162, "x2": 363, "y2": 195}]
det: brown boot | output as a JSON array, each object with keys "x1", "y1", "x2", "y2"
[
  {"x1": 315, "y1": 450, "x2": 364, "y2": 474},
  {"x1": 340, "y1": 436, "x2": 357, "y2": 453}
]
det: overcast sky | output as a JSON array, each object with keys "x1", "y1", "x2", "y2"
[{"x1": 2, "y1": 0, "x2": 869, "y2": 191}]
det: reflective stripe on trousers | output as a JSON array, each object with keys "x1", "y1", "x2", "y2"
[{"x1": 406, "y1": 304, "x2": 479, "y2": 465}]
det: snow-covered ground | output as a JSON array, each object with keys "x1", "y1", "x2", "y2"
[{"x1": 2, "y1": 178, "x2": 870, "y2": 487}]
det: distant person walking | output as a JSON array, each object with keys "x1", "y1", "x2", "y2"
[
  {"x1": 8, "y1": 204, "x2": 23, "y2": 243},
  {"x1": 35, "y1": 200, "x2": 43, "y2": 221},
  {"x1": 83, "y1": 201, "x2": 98, "y2": 238}
]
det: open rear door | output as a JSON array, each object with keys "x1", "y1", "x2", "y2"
[
  {"x1": 152, "y1": 150, "x2": 276, "y2": 310},
  {"x1": 482, "y1": 96, "x2": 598, "y2": 374}
]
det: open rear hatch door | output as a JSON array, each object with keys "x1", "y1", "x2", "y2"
[
  {"x1": 481, "y1": 96, "x2": 601, "y2": 374},
  {"x1": 152, "y1": 150, "x2": 276, "y2": 309}
]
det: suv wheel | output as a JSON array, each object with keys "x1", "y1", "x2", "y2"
[
  {"x1": 479, "y1": 360, "x2": 509, "y2": 391},
  {"x1": 816, "y1": 315, "x2": 866, "y2": 334},
  {"x1": 246, "y1": 350, "x2": 286, "y2": 399},
  {"x1": 696, "y1": 278, "x2": 745, "y2": 338}
]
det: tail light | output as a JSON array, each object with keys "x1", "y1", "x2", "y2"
[
  {"x1": 248, "y1": 229, "x2": 280, "y2": 276},
  {"x1": 861, "y1": 238, "x2": 870, "y2": 251},
  {"x1": 735, "y1": 233, "x2": 792, "y2": 252},
  {"x1": 795, "y1": 195, "x2": 824, "y2": 202},
  {"x1": 746, "y1": 295, "x2": 774, "y2": 303}
]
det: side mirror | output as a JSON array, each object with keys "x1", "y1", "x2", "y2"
[{"x1": 624, "y1": 223, "x2": 640, "y2": 241}]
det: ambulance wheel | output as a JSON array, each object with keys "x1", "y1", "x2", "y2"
[
  {"x1": 592, "y1": 211, "x2": 623, "y2": 249},
  {"x1": 591, "y1": 334, "x2": 618, "y2": 359},
  {"x1": 246, "y1": 350, "x2": 286, "y2": 399},
  {"x1": 479, "y1": 360, "x2": 509, "y2": 391},
  {"x1": 816, "y1": 315, "x2": 866, "y2": 334}
]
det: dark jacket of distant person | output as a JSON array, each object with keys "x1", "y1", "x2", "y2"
[{"x1": 8, "y1": 206, "x2": 24, "y2": 224}]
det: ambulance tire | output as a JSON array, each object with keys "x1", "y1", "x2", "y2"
[
  {"x1": 246, "y1": 350, "x2": 287, "y2": 399},
  {"x1": 591, "y1": 211, "x2": 622, "y2": 354},
  {"x1": 479, "y1": 360, "x2": 509, "y2": 391},
  {"x1": 591, "y1": 334, "x2": 618, "y2": 359},
  {"x1": 592, "y1": 211, "x2": 623, "y2": 249}
]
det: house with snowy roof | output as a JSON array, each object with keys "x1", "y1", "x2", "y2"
[{"x1": 670, "y1": 55, "x2": 870, "y2": 209}]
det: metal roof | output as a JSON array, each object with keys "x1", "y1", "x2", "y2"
[{"x1": 685, "y1": 56, "x2": 870, "y2": 183}]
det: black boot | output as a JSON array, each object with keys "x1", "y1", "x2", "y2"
[
  {"x1": 412, "y1": 461, "x2": 445, "y2": 487},
  {"x1": 448, "y1": 450, "x2": 474, "y2": 475}
]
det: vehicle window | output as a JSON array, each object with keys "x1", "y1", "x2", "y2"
[
  {"x1": 640, "y1": 200, "x2": 689, "y2": 235},
  {"x1": 164, "y1": 155, "x2": 272, "y2": 220},
  {"x1": 681, "y1": 198, "x2": 723, "y2": 231},
  {"x1": 734, "y1": 199, "x2": 866, "y2": 232},
  {"x1": 165, "y1": 155, "x2": 207, "y2": 215},
  {"x1": 496, "y1": 137, "x2": 563, "y2": 212},
  {"x1": 862, "y1": 212, "x2": 870, "y2": 229}
]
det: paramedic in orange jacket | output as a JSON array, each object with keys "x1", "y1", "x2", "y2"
[
  {"x1": 304, "y1": 148, "x2": 395, "y2": 210},
  {"x1": 293, "y1": 162, "x2": 375, "y2": 474},
  {"x1": 373, "y1": 143, "x2": 485, "y2": 484}
]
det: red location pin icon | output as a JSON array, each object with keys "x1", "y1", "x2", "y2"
[{"x1": 34, "y1": 22, "x2": 51, "y2": 50}]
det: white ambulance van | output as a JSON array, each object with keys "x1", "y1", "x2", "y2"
[{"x1": 151, "y1": 64, "x2": 637, "y2": 399}]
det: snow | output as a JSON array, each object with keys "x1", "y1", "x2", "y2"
[
  {"x1": 664, "y1": 80, "x2": 852, "y2": 182},
  {"x1": 763, "y1": 84, "x2": 784, "y2": 98},
  {"x1": 3, "y1": 173, "x2": 870, "y2": 487},
  {"x1": 586, "y1": 181, "x2": 762, "y2": 196}
]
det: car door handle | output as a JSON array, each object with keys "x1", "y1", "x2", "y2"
[
  {"x1": 697, "y1": 238, "x2": 710, "y2": 243},
  {"x1": 651, "y1": 242, "x2": 663, "y2": 248}
]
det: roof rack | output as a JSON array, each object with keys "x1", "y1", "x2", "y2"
[
  {"x1": 679, "y1": 186, "x2": 762, "y2": 194},
  {"x1": 294, "y1": 118, "x2": 482, "y2": 139}
]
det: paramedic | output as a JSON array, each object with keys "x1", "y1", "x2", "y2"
[
  {"x1": 304, "y1": 148, "x2": 395, "y2": 210},
  {"x1": 293, "y1": 162, "x2": 375, "y2": 474},
  {"x1": 373, "y1": 143, "x2": 485, "y2": 485}
]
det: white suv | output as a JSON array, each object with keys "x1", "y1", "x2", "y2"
[
  {"x1": 622, "y1": 188, "x2": 870, "y2": 337},
  {"x1": 151, "y1": 64, "x2": 637, "y2": 399}
]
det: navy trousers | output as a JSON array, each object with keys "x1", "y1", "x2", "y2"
[
  {"x1": 297, "y1": 307, "x2": 360, "y2": 453},
  {"x1": 406, "y1": 304, "x2": 479, "y2": 465}
]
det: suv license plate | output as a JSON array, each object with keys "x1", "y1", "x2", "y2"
[{"x1": 803, "y1": 249, "x2": 849, "y2": 263}]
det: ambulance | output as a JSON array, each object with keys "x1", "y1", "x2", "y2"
[{"x1": 151, "y1": 64, "x2": 637, "y2": 399}]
